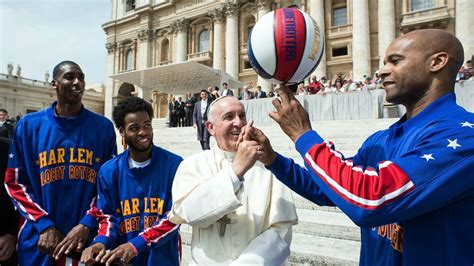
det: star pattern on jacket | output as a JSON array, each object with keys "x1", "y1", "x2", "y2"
[
  {"x1": 460, "y1": 121, "x2": 474, "y2": 128},
  {"x1": 421, "y1": 153, "x2": 434, "y2": 161},
  {"x1": 420, "y1": 121, "x2": 472, "y2": 162},
  {"x1": 447, "y1": 139, "x2": 461, "y2": 150}
]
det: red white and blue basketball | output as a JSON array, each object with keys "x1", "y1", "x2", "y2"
[{"x1": 248, "y1": 7, "x2": 324, "y2": 85}]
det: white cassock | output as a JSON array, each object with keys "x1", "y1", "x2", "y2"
[{"x1": 170, "y1": 145, "x2": 298, "y2": 265}]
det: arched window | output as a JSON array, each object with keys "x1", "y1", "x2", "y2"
[
  {"x1": 161, "y1": 39, "x2": 170, "y2": 62},
  {"x1": 125, "y1": 49, "x2": 134, "y2": 70},
  {"x1": 198, "y1": 30, "x2": 210, "y2": 52}
]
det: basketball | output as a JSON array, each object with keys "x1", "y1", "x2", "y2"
[{"x1": 248, "y1": 7, "x2": 324, "y2": 85}]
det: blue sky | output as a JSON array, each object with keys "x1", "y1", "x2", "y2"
[{"x1": 0, "y1": 0, "x2": 111, "y2": 84}]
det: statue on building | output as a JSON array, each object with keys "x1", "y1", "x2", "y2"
[
  {"x1": 16, "y1": 65, "x2": 22, "y2": 77},
  {"x1": 7, "y1": 62, "x2": 13, "y2": 76},
  {"x1": 45, "y1": 70, "x2": 50, "y2": 83}
]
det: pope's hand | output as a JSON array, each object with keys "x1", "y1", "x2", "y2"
[
  {"x1": 233, "y1": 121, "x2": 263, "y2": 177},
  {"x1": 238, "y1": 122, "x2": 276, "y2": 166}
]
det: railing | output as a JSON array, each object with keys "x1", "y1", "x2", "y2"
[
  {"x1": 401, "y1": 5, "x2": 450, "y2": 27},
  {"x1": 118, "y1": 68, "x2": 136, "y2": 73},
  {"x1": 328, "y1": 24, "x2": 352, "y2": 36},
  {"x1": 187, "y1": 51, "x2": 212, "y2": 61},
  {"x1": 158, "y1": 60, "x2": 171, "y2": 66},
  {"x1": 0, "y1": 73, "x2": 50, "y2": 87}
]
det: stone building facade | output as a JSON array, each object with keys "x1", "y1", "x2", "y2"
[
  {"x1": 0, "y1": 73, "x2": 105, "y2": 117},
  {"x1": 102, "y1": 0, "x2": 473, "y2": 117}
]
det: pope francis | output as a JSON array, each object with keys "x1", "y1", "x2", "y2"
[{"x1": 170, "y1": 96, "x2": 298, "y2": 265}]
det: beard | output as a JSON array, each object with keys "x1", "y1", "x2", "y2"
[{"x1": 125, "y1": 135, "x2": 153, "y2": 152}]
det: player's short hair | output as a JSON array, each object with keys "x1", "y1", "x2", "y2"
[
  {"x1": 0, "y1": 108, "x2": 7, "y2": 114},
  {"x1": 112, "y1": 96, "x2": 153, "y2": 129},
  {"x1": 52, "y1": 60, "x2": 80, "y2": 80}
]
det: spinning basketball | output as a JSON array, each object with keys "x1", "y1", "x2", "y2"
[{"x1": 248, "y1": 7, "x2": 324, "y2": 85}]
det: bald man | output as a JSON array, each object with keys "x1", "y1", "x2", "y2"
[
  {"x1": 255, "y1": 29, "x2": 474, "y2": 265},
  {"x1": 170, "y1": 96, "x2": 297, "y2": 264}
]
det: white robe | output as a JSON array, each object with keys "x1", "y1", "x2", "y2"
[{"x1": 170, "y1": 146, "x2": 298, "y2": 265}]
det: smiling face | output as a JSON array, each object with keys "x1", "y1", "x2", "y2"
[
  {"x1": 121, "y1": 111, "x2": 153, "y2": 153},
  {"x1": 52, "y1": 63, "x2": 85, "y2": 105},
  {"x1": 206, "y1": 97, "x2": 247, "y2": 152},
  {"x1": 378, "y1": 36, "x2": 432, "y2": 105}
]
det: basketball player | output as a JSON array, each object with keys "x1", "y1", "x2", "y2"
[
  {"x1": 5, "y1": 61, "x2": 117, "y2": 265},
  {"x1": 256, "y1": 29, "x2": 474, "y2": 265},
  {"x1": 81, "y1": 97, "x2": 182, "y2": 265}
]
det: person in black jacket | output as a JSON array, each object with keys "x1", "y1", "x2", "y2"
[
  {"x1": 0, "y1": 109, "x2": 14, "y2": 138},
  {"x1": 0, "y1": 137, "x2": 19, "y2": 265}
]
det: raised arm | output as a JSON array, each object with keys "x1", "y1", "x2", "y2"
[{"x1": 294, "y1": 127, "x2": 474, "y2": 227}]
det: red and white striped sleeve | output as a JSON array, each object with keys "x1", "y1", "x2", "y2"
[
  {"x1": 294, "y1": 127, "x2": 474, "y2": 227},
  {"x1": 4, "y1": 139, "x2": 55, "y2": 233},
  {"x1": 304, "y1": 141, "x2": 414, "y2": 210},
  {"x1": 129, "y1": 213, "x2": 180, "y2": 254}
]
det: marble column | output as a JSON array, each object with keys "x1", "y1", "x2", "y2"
[
  {"x1": 137, "y1": 28, "x2": 152, "y2": 102},
  {"x1": 309, "y1": 0, "x2": 327, "y2": 79},
  {"x1": 209, "y1": 7, "x2": 225, "y2": 71},
  {"x1": 455, "y1": 0, "x2": 474, "y2": 62},
  {"x1": 225, "y1": 2, "x2": 239, "y2": 80},
  {"x1": 172, "y1": 18, "x2": 189, "y2": 63},
  {"x1": 104, "y1": 42, "x2": 117, "y2": 118},
  {"x1": 377, "y1": 0, "x2": 396, "y2": 68},
  {"x1": 256, "y1": 0, "x2": 272, "y2": 92},
  {"x1": 137, "y1": 28, "x2": 151, "y2": 69},
  {"x1": 352, "y1": 0, "x2": 371, "y2": 80}
]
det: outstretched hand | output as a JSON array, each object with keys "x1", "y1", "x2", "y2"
[{"x1": 270, "y1": 85, "x2": 312, "y2": 142}]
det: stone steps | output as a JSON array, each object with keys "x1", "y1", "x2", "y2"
[
  {"x1": 289, "y1": 233, "x2": 360, "y2": 265},
  {"x1": 178, "y1": 225, "x2": 360, "y2": 265},
  {"x1": 295, "y1": 208, "x2": 360, "y2": 241}
]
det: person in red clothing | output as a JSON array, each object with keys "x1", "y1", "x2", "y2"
[{"x1": 307, "y1": 75, "x2": 323, "y2": 94}]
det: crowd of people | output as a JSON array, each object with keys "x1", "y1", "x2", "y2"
[
  {"x1": 167, "y1": 73, "x2": 382, "y2": 128},
  {"x1": 166, "y1": 68, "x2": 394, "y2": 130},
  {"x1": 297, "y1": 72, "x2": 382, "y2": 95},
  {"x1": 1, "y1": 29, "x2": 473, "y2": 266}
]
